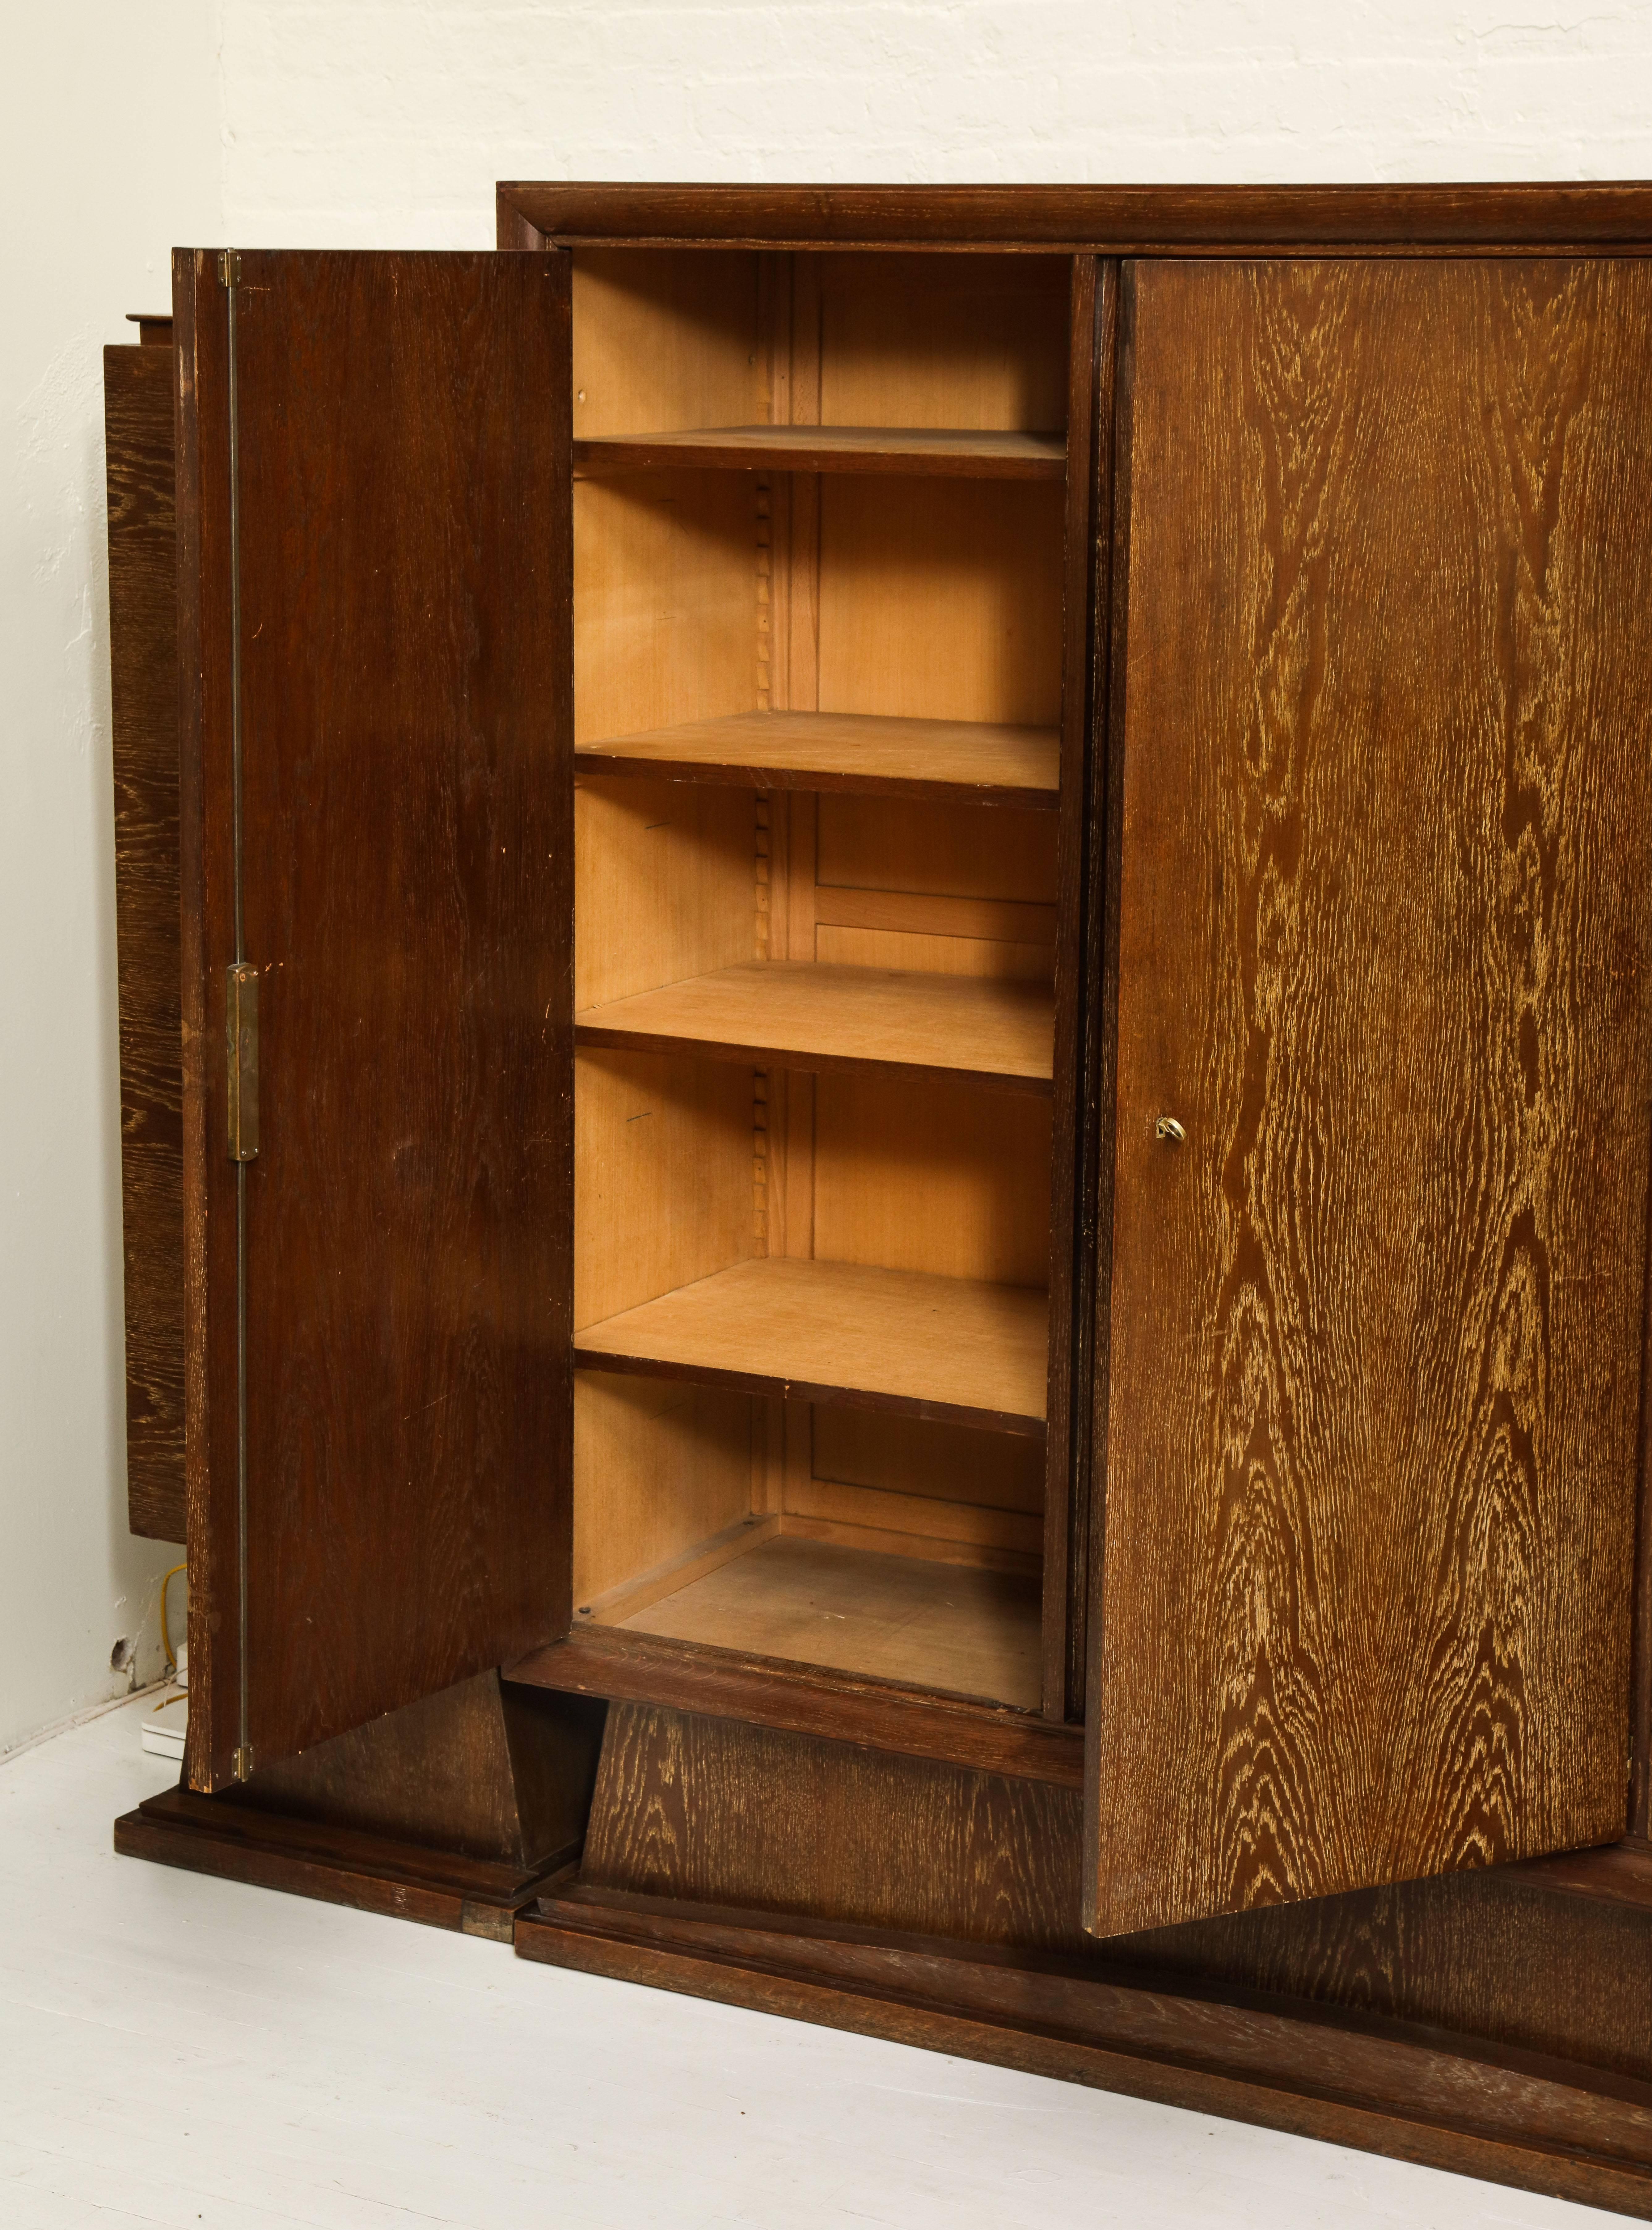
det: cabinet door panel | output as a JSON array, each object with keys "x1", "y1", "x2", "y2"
[
  {"x1": 1088, "y1": 258, "x2": 1652, "y2": 1936},
  {"x1": 178, "y1": 251, "x2": 572, "y2": 1791}
]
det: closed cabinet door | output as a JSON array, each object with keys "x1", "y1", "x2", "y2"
[
  {"x1": 176, "y1": 250, "x2": 575, "y2": 1792},
  {"x1": 1087, "y1": 256, "x2": 1652, "y2": 1937}
]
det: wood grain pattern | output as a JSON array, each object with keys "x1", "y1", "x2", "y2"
[
  {"x1": 117, "y1": 1785, "x2": 572, "y2": 1938},
  {"x1": 501, "y1": 179, "x2": 1652, "y2": 251},
  {"x1": 815, "y1": 791, "x2": 1057, "y2": 902},
  {"x1": 103, "y1": 342, "x2": 185, "y2": 1542},
  {"x1": 811, "y1": 1073, "x2": 1053, "y2": 1288},
  {"x1": 575, "y1": 709, "x2": 1060, "y2": 805},
  {"x1": 815, "y1": 480, "x2": 1065, "y2": 729},
  {"x1": 813, "y1": 253, "x2": 1070, "y2": 433},
  {"x1": 573, "y1": 1375, "x2": 755, "y2": 1607},
  {"x1": 812, "y1": 1406, "x2": 1045, "y2": 1515},
  {"x1": 575, "y1": 426, "x2": 1065, "y2": 477},
  {"x1": 1044, "y1": 255, "x2": 1113, "y2": 1721},
  {"x1": 506, "y1": 1626, "x2": 1084, "y2": 1784},
  {"x1": 573, "y1": 779, "x2": 756, "y2": 1009},
  {"x1": 174, "y1": 250, "x2": 231, "y2": 1787},
  {"x1": 531, "y1": 1695, "x2": 1652, "y2": 2088},
  {"x1": 1089, "y1": 258, "x2": 1652, "y2": 1935},
  {"x1": 575, "y1": 1256, "x2": 1049, "y2": 1432},
  {"x1": 519, "y1": 1888, "x2": 1652, "y2": 2219},
  {"x1": 178, "y1": 252, "x2": 574, "y2": 1789},
  {"x1": 616, "y1": 1537, "x2": 1042, "y2": 1704},
  {"x1": 779, "y1": 1475, "x2": 1042, "y2": 1565},
  {"x1": 575, "y1": 961, "x2": 1054, "y2": 1092},
  {"x1": 572, "y1": 475, "x2": 759, "y2": 746},
  {"x1": 581, "y1": 1703, "x2": 1075, "y2": 1936},
  {"x1": 227, "y1": 1669, "x2": 603, "y2": 1870},
  {"x1": 571, "y1": 249, "x2": 762, "y2": 438},
  {"x1": 572, "y1": 1050, "x2": 754, "y2": 1330}
]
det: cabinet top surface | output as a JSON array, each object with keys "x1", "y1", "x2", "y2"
[{"x1": 498, "y1": 179, "x2": 1652, "y2": 249}]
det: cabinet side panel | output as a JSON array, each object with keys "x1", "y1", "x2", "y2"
[
  {"x1": 1091, "y1": 257, "x2": 1652, "y2": 1935},
  {"x1": 104, "y1": 343, "x2": 184, "y2": 1544}
]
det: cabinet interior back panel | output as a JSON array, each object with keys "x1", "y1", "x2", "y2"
[
  {"x1": 1091, "y1": 256, "x2": 1652, "y2": 1938},
  {"x1": 816, "y1": 479, "x2": 1065, "y2": 728},
  {"x1": 812, "y1": 252, "x2": 1069, "y2": 432}
]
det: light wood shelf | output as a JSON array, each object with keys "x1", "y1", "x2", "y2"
[
  {"x1": 576, "y1": 710, "x2": 1061, "y2": 808},
  {"x1": 574, "y1": 1256, "x2": 1050, "y2": 1435},
  {"x1": 573, "y1": 425, "x2": 1066, "y2": 479},
  {"x1": 574, "y1": 961, "x2": 1054, "y2": 1094},
  {"x1": 611, "y1": 1532, "x2": 1043, "y2": 1710}
]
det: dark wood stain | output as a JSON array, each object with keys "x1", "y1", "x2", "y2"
[
  {"x1": 520, "y1": 1889, "x2": 1652, "y2": 2219},
  {"x1": 574, "y1": 1703, "x2": 1652, "y2": 2087},
  {"x1": 1091, "y1": 257, "x2": 1652, "y2": 1934},
  {"x1": 1115, "y1": 1863, "x2": 1652, "y2": 2092},
  {"x1": 507, "y1": 1625, "x2": 1084, "y2": 1787},
  {"x1": 229, "y1": 1669, "x2": 604, "y2": 1868},
  {"x1": 128, "y1": 201, "x2": 1652, "y2": 2215},
  {"x1": 175, "y1": 248, "x2": 226, "y2": 1781},
  {"x1": 178, "y1": 251, "x2": 575, "y2": 1789},
  {"x1": 1041, "y1": 255, "x2": 1106, "y2": 1721},
  {"x1": 116, "y1": 1785, "x2": 570, "y2": 1936},
  {"x1": 581, "y1": 1702, "x2": 1086, "y2": 1951},
  {"x1": 500, "y1": 180, "x2": 1652, "y2": 251},
  {"x1": 104, "y1": 342, "x2": 184, "y2": 1543}
]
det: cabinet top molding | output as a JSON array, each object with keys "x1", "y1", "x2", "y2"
[{"x1": 496, "y1": 180, "x2": 1652, "y2": 251}]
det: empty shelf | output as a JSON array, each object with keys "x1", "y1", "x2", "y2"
[
  {"x1": 574, "y1": 1256, "x2": 1049, "y2": 1435},
  {"x1": 616, "y1": 1533, "x2": 1043, "y2": 1710},
  {"x1": 576, "y1": 710, "x2": 1061, "y2": 807},
  {"x1": 573, "y1": 425, "x2": 1066, "y2": 479},
  {"x1": 575, "y1": 961, "x2": 1054, "y2": 1094}
]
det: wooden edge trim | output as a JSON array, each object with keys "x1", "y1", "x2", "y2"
[
  {"x1": 1633, "y1": 1028, "x2": 1652, "y2": 1835},
  {"x1": 503, "y1": 1626, "x2": 1084, "y2": 1788},
  {"x1": 570, "y1": 1344, "x2": 1046, "y2": 1438},
  {"x1": 573, "y1": 750, "x2": 1059, "y2": 810},
  {"x1": 572, "y1": 1022, "x2": 1053, "y2": 1099},
  {"x1": 572, "y1": 437, "x2": 1063, "y2": 480},
  {"x1": 517, "y1": 1892, "x2": 1652, "y2": 2216},
  {"x1": 496, "y1": 179, "x2": 1652, "y2": 250},
  {"x1": 1494, "y1": 1834, "x2": 1652, "y2": 1912},
  {"x1": 496, "y1": 188, "x2": 549, "y2": 252},
  {"x1": 114, "y1": 1787, "x2": 577, "y2": 1934}
]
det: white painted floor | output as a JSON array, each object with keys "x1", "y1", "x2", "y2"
[{"x1": 0, "y1": 1693, "x2": 1625, "y2": 2230}]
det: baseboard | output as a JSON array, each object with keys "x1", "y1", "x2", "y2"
[{"x1": 518, "y1": 1882, "x2": 1652, "y2": 2222}]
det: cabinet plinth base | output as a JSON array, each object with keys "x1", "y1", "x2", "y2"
[
  {"x1": 114, "y1": 1784, "x2": 573, "y2": 1939},
  {"x1": 518, "y1": 1881, "x2": 1652, "y2": 2221},
  {"x1": 113, "y1": 1668, "x2": 606, "y2": 1936}
]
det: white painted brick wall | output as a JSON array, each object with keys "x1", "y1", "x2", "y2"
[
  {"x1": 5, "y1": 0, "x2": 1652, "y2": 1754},
  {"x1": 219, "y1": 1, "x2": 1652, "y2": 248}
]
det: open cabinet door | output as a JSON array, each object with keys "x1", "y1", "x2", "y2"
[
  {"x1": 1086, "y1": 256, "x2": 1652, "y2": 1936},
  {"x1": 178, "y1": 250, "x2": 573, "y2": 1792}
]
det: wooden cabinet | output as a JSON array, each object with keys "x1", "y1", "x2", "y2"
[{"x1": 109, "y1": 187, "x2": 1652, "y2": 2216}]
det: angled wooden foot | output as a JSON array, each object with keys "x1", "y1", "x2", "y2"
[{"x1": 115, "y1": 1670, "x2": 606, "y2": 1936}]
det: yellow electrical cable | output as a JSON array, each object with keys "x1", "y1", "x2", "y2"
[{"x1": 159, "y1": 1564, "x2": 187, "y2": 1670}]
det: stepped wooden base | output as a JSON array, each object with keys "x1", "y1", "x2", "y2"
[
  {"x1": 115, "y1": 1784, "x2": 571, "y2": 1939},
  {"x1": 114, "y1": 1668, "x2": 605, "y2": 1937},
  {"x1": 112, "y1": 1680, "x2": 1652, "y2": 2219},
  {"x1": 518, "y1": 1882, "x2": 1652, "y2": 2220}
]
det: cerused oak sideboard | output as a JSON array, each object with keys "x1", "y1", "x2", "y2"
[{"x1": 104, "y1": 183, "x2": 1652, "y2": 2215}]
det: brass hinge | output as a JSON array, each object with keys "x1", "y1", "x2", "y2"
[
  {"x1": 232, "y1": 1744, "x2": 254, "y2": 1782},
  {"x1": 227, "y1": 963, "x2": 259, "y2": 1160},
  {"x1": 218, "y1": 249, "x2": 241, "y2": 289}
]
